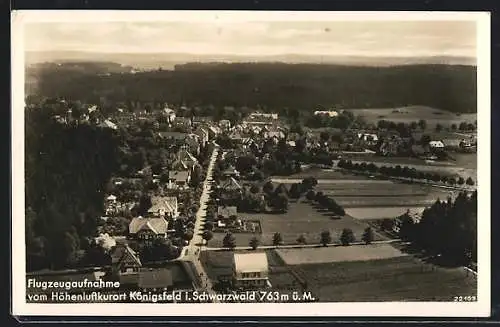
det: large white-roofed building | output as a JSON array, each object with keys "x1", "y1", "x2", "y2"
[{"x1": 232, "y1": 252, "x2": 271, "y2": 289}]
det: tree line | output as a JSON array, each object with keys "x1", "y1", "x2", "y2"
[
  {"x1": 25, "y1": 106, "x2": 123, "y2": 271},
  {"x1": 30, "y1": 62, "x2": 477, "y2": 114},
  {"x1": 398, "y1": 191, "x2": 477, "y2": 265},
  {"x1": 337, "y1": 159, "x2": 475, "y2": 186},
  {"x1": 222, "y1": 227, "x2": 374, "y2": 249}
]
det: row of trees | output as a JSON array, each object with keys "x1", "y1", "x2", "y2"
[
  {"x1": 221, "y1": 227, "x2": 375, "y2": 249},
  {"x1": 306, "y1": 190, "x2": 346, "y2": 216},
  {"x1": 377, "y1": 119, "x2": 476, "y2": 135},
  {"x1": 337, "y1": 159, "x2": 475, "y2": 186}
]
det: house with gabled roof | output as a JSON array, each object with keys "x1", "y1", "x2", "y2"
[
  {"x1": 129, "y1": 216, "x2": 169, "y2": 240},
  {"x1": 167, "y1": 170, "x2": 191, "y2": 189},
  {"x1": 177, "y1": 146, "x2": 199, "y2": 169},
  {"x1": 148, "y1": 196, "x2": 179, "y2": 219},
  {"x1": 194, "y1": 127, "x2": 209, "y2": 146},
  {"x1": 219, "y1": 177, "x2": 242, "y2": 193},
  {"x1": 232, "y1": 252, "x2": 271, "y2": 289},
  {"x1": 109, "y1": 244, "x2": 142, "y2": 285}
]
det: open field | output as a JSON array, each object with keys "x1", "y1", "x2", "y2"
[
  {"x1": 295, "y1": 256, "x2": 477, "y2": 302},
  {"x1": 315, "y1": 180, "x2": 434, "y2": 194},
  {"x1": 273, "y1": 168, "x2": 368, "y2": 181},
  {"x1": 346, "y1": 106, "x2": 477, "y2": 129},
  {"x1": 272, "y1": 178, "x2": 391, "y2": 185},
  {"x1": 453, "y1": 153, "x2": 478, "y2": 170},
  {"x1": 315, "y1": 179, "x2": 453, "y2": 211},
  {"x1": 276, "y1": 244, "x2": 406, "y2": 265},
  {"x1": 200, "y1": 250, "x2": 476, "y2": 302},
  {"x1": 337, "y1": 155, "x2": 456, "y2": 167},
  {"x1": 334, "y1": 196, "x2": 437, "y2": 208},
  {"x1": 207, "y1": 202, "x2": 386, "y2": 248},
  {"x1": 345, "y1": 207, "x2": 427, "y2": 220}
]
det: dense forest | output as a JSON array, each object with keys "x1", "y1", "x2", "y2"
[
  {"x1": 398, "y1": 191, "x2": 477, "y2": 265},
  {"x1": 25, "y1": 106, "x2": 123, "y2": 271},
  {"x1": 28, "y1": 62, "x2": 477, "y2": 113}
]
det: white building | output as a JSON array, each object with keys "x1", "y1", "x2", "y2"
[
  {"x1": 163, "y1": 107, "x2": 176, "y2": 123},
  {"x1": 249, "y1": 112, "x2": 278, "y2": 120},
  {"x1": 99, "y1": 119, "x2": 118, "y2": 130},
  {"x1": 429, "y1": 140, "x2": 445, "y2": 149},
  {"x1": 357, "y1": 133, "x2": 379, "y2": 142},
  {"x1": 314, "y1": 110, "x2": 339, "y2": 117},
  {"x1": 232, "y1": 252, "x2": 271, "y2": 289}
]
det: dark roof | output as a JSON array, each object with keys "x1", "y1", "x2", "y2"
[
  {"x1": 219, "y1": 177, "x2": 242, "y2": 191},
  {"x1": 138, "y1": 268, "x2": 173, "y2": 289},
  {"x1": 110, "y1": 244, "x2": 142, "y2": 267}
]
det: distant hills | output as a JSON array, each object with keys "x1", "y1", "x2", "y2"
[
  {"x1": 26, "y1": 60, "x2": 477, "y2": 114},
  {"x1": 26, "y1": 50, "x2": 476, "y2": 71}
]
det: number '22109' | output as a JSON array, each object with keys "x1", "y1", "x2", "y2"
[{"x1": 454, "y1": 295, "x2": 477, "y2": 302}]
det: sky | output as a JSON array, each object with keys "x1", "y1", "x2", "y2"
[{"x1": 24, "y1": 20, "x2": 477, "y2": 58}]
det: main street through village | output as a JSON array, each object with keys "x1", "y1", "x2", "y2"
[{"x1": 179, "y1": 142, "x2": 220, "y2": 302}]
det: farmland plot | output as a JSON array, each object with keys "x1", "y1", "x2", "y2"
[
  {"x1": 296, "y1": 256, "x2": 477, "y2": 302},
  {"x1": 276, "y1": 244, "x2": 407, "y2": 265}
]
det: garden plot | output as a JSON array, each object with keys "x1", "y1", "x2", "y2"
[{"x1": 207, "y1": 202, "x2": 386, "y2": 248}]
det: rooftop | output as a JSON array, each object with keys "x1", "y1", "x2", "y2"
[
  {"x1": 219, "y1": 177, "x2": 242, "y2": 191},
  {"x1": 169, "y1": 170, "x2": 189, "y2": 182},
  {"x1": 110, "y1": 244, "x2": 142, "y2": 267},
  {"x1": 129, "y1": 217, "x2": 169, "y2": 235},
  {"x1": 233, "y1": 252, "x2": 269, "y2": 273},
  {"x1": 148, "y1": 196, "x2": 178, "y2": 215},
  {"x1": 217, "y1": 206, "x2": 238, "y2": 218}
]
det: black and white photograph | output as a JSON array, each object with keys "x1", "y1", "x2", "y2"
[{"x1": 11, "y1": 11, "x2": 490, "y2": 317}]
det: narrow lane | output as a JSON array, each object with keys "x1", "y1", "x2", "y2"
[{"x1": 179, "y1": 144, "x2": 220, "y2": 302}]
